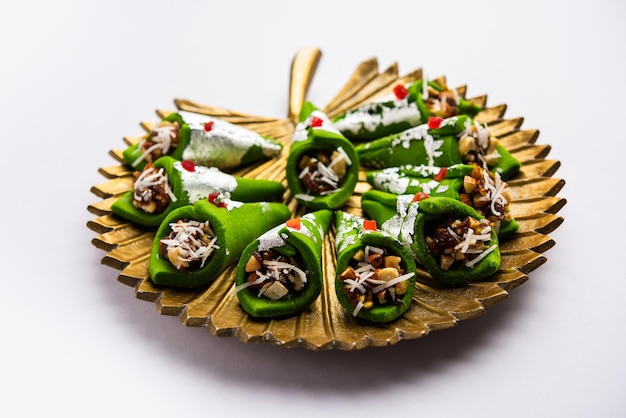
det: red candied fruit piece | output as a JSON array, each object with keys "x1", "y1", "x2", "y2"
[
  {"x1": 181, "y1": 160, "x2": 196, "y2": 172},
  {"x1": 204, "y1": 121, "x2": 214, "y2": 132},
  {"x1": 413, "y1": 192, "x2": 430, "y2": 202},
  {"x1": 363, "y1": 220, "x2": 377, "y2": 231},
  {"x1": 427, "y1": 116, "x2": 444, "y2": 129},
  {"x1": 393, "y1": 84, "x2": 409, "y2": 100},
  {"x1": 310, "y1": 116, "x2": 324, "y2": 128},
  {"x1": 286, "y1": 218, "x2": 301, "y2": 230},
  {"x1": 208, "y1": 192, "x2": 226, "y2": 207},
  {"x1": 434, "y1": 167, "x2": 447, "y2": 182}
]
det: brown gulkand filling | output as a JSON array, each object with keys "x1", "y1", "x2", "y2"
[
  {"x1": 131, "y1": 163, "x2": 176, "y2": 214},
  {"x1": 425, "y1": 85, "x2": 459, "y2": 119},
  {"x1": 159, "y1": 219, "x2": 219, "y2": 272},
  {"x1": 339, "y1": 246, "x2": 413, "y2": 312},
  {"x1": 134, "y1": 121, "x2": 181, "y2": 166},
  {"x1": 425, "y1": 216, "x2": 494, "y2": 271},
  {"x1": 298, "y1": 149, "x2": 348, "y2": 195},
  {"x1": 460, "y1": 166, "x2": 512, "y2": 224},
  {"x1": 242, "y1": 250, "x2": 307, "y2": 301}
]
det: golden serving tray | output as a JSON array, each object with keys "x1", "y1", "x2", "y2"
[{"x1": 87, "y1": 47, "x2": 566, "y2": 350}]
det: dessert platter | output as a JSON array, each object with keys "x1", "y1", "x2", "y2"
[{"x1": 87, "y1": 47, "x2": 566, "y2": 350}]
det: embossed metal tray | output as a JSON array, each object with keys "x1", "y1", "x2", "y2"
[{"x1": 87, "y1": 47, "x2": 566, "y2": 350}]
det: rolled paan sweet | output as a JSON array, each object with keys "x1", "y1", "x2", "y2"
[
  {"x1": 332, "y1": 78, "x2": 482, "y2": 142},
  {"x1": 334, "y1": 211, "x2": 417, "y2": 323},
  {"x1": 365, "y1": 164, "x2": 518, "y2": 237},
  {"x1": 122, "y1": 110, "x2": 283, "y2": 172},
  {"x1": 234, "y1": 209, "x2": 332, "y2": 318},
  {"x1": 111, "y1": 156, "x2": 286, "y2": 227},
  {"x1": 361, "y1": 194, "x2": 501, "y2": 286},
  {"x1": 367, "y1": 164, "x2": 474, "y2": 196},
  {"x1": 149, "y1": 196, "x2": 291, "y2": 289},
  {"x1": 286, "y1": 102, "x2": 359, "y2": 210},
  {"x1": 356, "y1": 115, "x2": 521, "y2": 180}
]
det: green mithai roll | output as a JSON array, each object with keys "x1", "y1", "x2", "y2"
[
  {"x1": 286, "y1": 102, "x2": 359, "y2": 210},
  {"x1": 334, "y1": 211, "x2": 417, "y2": 323},
  {"x1": 111, "y1": 156, "x2": 286, "y2": 227},
  {"x1": 234, "y1": 210, "x2": 332, "y2": 318},
  {"x1": 365, "y1": 164, "x2": 518, "y2": 237},
  {"x1": 367, "y1": 164, "x2": 475, "y2": 196},
  {"x1": 149, "y1": 196, "x2": 291, "y2": 289},
  {"x1": 356, "y1": 115, "x2": 521, "y2": 180},
  {"x1": 361, "y1": 195, "x2": 501, "y2": 286},
  {"x1": 122, "y1": 110, "x2": 283, "y2": 172},
  {"x1": 332, "y1": 79, "x2": 482, "y2": 142}
]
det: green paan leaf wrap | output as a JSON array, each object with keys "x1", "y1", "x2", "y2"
[
  {"x1": 332, "y1": 79, "x2": 482, "y2": 142},
  {"x1": 365, "y1": 164, "x2": 519, "y2": 238},
  {"x1": 355, "y1": 115, "x2": 521, "y2": 180},
  {"x1": 235, "y1": 209, "x2": 332, "y2": 318},
  {"x1": 367, "y1": 164, "x2": 475, "y2": 196},
  {"x1": 286, "y1": 102, "x2": 360, "y2": 210},
  {"x1": 355, "y1": 116, "x2": 468, "y2": 169},
  {"x1": 334, "y1": 211, "x2": 417, "y2": 323},
  {"x1": 111, "y1": 156, "x2": 286, "y2": 227},
  {"x1": 123, "y1": 111, "x2": 283, "y2": 172},
  {"x1": 361, "y1": 195, "x2": 501, "y2": 286},
  {"x1": 149, "y1": 199, "x2": 291, "y2": 289}
]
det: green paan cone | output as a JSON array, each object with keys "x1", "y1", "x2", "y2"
[
  {"x1": 111, "y1": 156, "x2": 286, "y2": 227},
  {"x1": 355, "y1": 115, "x2": 521, "y2": 180},
  {"x1": 149, "y1": 197, "x2": 291, "y2": 289},
  {"x1": 365, "y1": 164, "x2": 518, "y2": 238},
  {"x1": 332, "y1": 79, "x2": 482, "y2": 142},
  {"x1": 286, "y1": 102, "x2": 359, "y2": 210},
  {"x1": 234, "y1": 209, "x2": 332, "y2": 318},
  {"x1": 123, "y1": 110, "x2": 283, "y2": 172},
  {"x1": 362, "y1": 195, "x2": 501, "y2": 286},
  {"x1": 334, "y1": 211, "x2": 417, "y2": 323}
]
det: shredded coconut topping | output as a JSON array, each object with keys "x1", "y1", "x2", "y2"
[
  {"x1": 235, "y1": 251, "x2": 308, "y2": 301},
  {"x1": 297, "y1": 147, "x2": 351, "y2": 199},
  {"x1": 160, "y1": 219, "x2": 219, "y2": 271},
  {"x1": 339, "y1": 244, "x2": 415, "y2": 316},
  {"x1": 133, "y1": 166, "x2": 176, "y2": 202},
  {"x1": 133, "y1": 124, "x2": 178, "y2": 167}
]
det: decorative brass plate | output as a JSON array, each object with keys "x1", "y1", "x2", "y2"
[{"x1": 87, "y1": 47, "x2": 566, "y2": 350}]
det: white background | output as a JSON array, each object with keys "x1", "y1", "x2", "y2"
[{"x1": 2, "y1": 1, "x2": 624, "y2": 417}]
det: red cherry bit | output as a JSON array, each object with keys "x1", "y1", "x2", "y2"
[
  {"x1": 310, "y1": 116, "x2": 324, "y2": 128},
  {"x1": 286, "y1": 218, "x2": 301, "y2": 230},
  {"x1": 393, "y1": 84, "x2": 409, "y2": 100},
  {"x1": 363, "y1": 219, "x2": 377, "y2": 231},
  {"x1": 413, "y1": 192, "x2": 430, "y2": 202},
  {"x1": 208, "y1": 192, "x2": 226, "y2": 207},
  {"x1": 427, "y1": 116, "x2": 444, "y2": 129},
  {"x1": 181, "y1": 160, "x2": 195, "y2": 172},
  {"x1": 434, "y1": 167, "x2": 447, "y2": 182}
]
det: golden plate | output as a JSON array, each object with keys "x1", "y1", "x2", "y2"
[{"x1": 87, "y1": 47, "x2": 566, "y2": 350}]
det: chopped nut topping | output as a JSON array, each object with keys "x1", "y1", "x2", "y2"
[
  {"x1": 459, "y1": 166, "x2": 512, "y2": 223},
  {"x1": 425, "y1": 215, "x2": 494, "y2": 270},
  {"x1": 340, "y1": 245, "x2": 414, "y2": 315},
  {"x1": 239, "y1": 250, "x2": 307, "y2": 301},
  {"x1": 131, "y1": 164, "x2": 176, "y2": 214},
  {"x1": 298, "y1": 149, "x2": 349, "y2": 195},
  {"x1": 159, "y1": 219, "x2": 218, "y2": 272},
  {"x1": 244, "y1": 255, "x2": 262, "y2": 273},
  {"x1": 425, "y1": 88, "x2": 460, "y2": 119},
  {"x1": 457, "y1": 121, "x2": 498, "y2": 170},
  {"x1": 133, "y1": 121, "x2": 181, "y2": 167}
]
